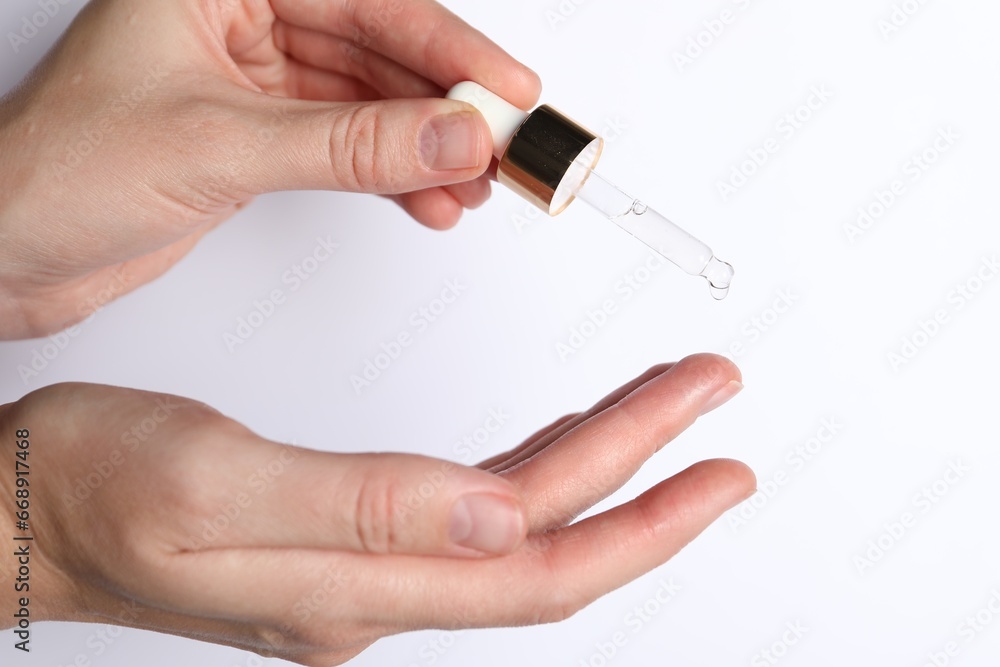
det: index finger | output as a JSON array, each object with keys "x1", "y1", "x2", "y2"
[
  {"x1": 271, "y1": 0, "x2": 542, "y2": 109},
  {"x1": 501, "y1": 354, "x2": 742, "y2": 532}
]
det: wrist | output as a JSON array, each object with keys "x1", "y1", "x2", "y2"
[
  {"x1": 0, "y1": 402, "x2": 81, "y2": 630},
  {"x1": 0, "y1": 405, "x2": 27, "y2": 631}
]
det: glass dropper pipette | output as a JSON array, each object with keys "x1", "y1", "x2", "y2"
[
  {"x1": 573, "y1": 167, "x2": 734, "y2": 299},
  {"x1": 447, "y1": 81, "x2": 734, "y2": 299}
]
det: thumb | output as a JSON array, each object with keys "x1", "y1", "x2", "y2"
[
  {"x1": 193, "y1": 443, "x2": 528, "y2": 557},
  {"x1": 233, "y1": 96, "x2": 493, "y2": 196}
]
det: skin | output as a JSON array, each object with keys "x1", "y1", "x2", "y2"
[
  {"x1": 0, "y1": 357, "x2": 753, "y2": 666},
  {"x1": 0, "y1": 1, "x2": 756, "y2": 664},
  {"x1": 0, "y1": 0, "x2": 538, "y2": 339}
]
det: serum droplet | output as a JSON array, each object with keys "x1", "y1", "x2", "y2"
[
  {"x1": 708, "y1": 284, "x2": 730, "y2": 300},
  {"x1": 631, "y1": 200, "x2": 648, "y2": 215},
  {"x1": 699, "y1": 257, "x2": 734, "y2": 301}
]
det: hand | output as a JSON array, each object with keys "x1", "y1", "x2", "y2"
[
  {"x1": 0, "y1": 354, "x2": 752, "y2": 666},
  {"x1": 0, "y1": 0, "x2": 541, "y2": 339}
]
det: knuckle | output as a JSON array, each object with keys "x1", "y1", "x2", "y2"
[
  {"x1": 521, "y1": 554, "x2": 591, "y2": 625},
  {"x1": 252, "y1": 622, "x2": 341, "y2": 662},
  {"x1": 511, "y1": 570, "x2": 588, "y2": 626},
  {"x1": 259, "y1": 617, "x2": 378, "y2": 665},
  {"x1": 156, "y1": 412, "x2": 251, "y2": 516},
  {"x1": 330, "y1": 105, "x2": 392, "y2": 192},
  {"x1": 156, "y1": 97, "x2": 246, "y2": 224},
  {"x1": 352, "y1": 473, "x2": 406, "y2": 553},
  {"x1": 528, "y1": 592, "x2": 585, "y2": 625},
  {"x1": 253, "y1": 624, "x2": 296, "y2": 657}
]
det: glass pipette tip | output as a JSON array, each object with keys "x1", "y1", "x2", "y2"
[{"x1": 573, "y1": 169, "x2": 734, "y2": 300}]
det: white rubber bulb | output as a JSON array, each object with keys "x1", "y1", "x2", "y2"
[{"x1": 446, "y1": 81, "x2": 528, "y2": 160}]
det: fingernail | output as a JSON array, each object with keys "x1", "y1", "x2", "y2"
[
  {"x1": 699, "y1": 380, "x2": 743, "y2": 416},
  {"x1": 449, "y1": 493, "x2": 523, "y2": 554},
  {"x1": 420, "y1": 112, "x2": 483, "y2": 171}
]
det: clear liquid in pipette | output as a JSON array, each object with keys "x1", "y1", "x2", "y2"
[
  {"x1": 620, "y1": 200, "x2": 734, "y2": 301},
  {"x1": 573, "y1": 168, "x2": 734, "y2": 300}
]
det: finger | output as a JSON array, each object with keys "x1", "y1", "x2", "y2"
[
  {"x1": 282, "y1": 59, "x2": 381, "y2": 102},
  {"x1": 180, "y1": 442, "x2": 526, "y2": 558},
  {"x1": 484, "y1": 363, "x2": 676, "y2": 474},
  {"x1": 229, "y1": 93, "x2": 494, "y2": 196},
  {"x1": 158, "y1": 460, "x2": 753, "y2": 632},
  {"x1": 273, "y1": 20, "x2": 440, "y2": 100},
  {"x1": 271, "y1": 0, "x2": 542, "y2": 110},
  {"x1": 387, "y1": 175, "x2": 492, "y2": 229},
  {"x1": 380, "y1": 459, "x2": 755, "y2": 630},
  {"x1": 387, "y1": 188, "x2": 464, "y2": 230},
  {"x1": 500, "y1": 354, "x2": 743, "y2": 532},
  {"x1": 475, "y1": 413, "x2": 579, "y2": 471},
  {"x1": 444, "y1": 175, "x2": 491, "y2": 210}
]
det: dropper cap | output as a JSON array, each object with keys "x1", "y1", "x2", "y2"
[{"x1": 447, "y1": 82, "x2": 604, "y2": 215}]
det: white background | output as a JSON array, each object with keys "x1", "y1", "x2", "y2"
[{"x1": 3, "y1": 0, "x2": 1000, "y2": 665}]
